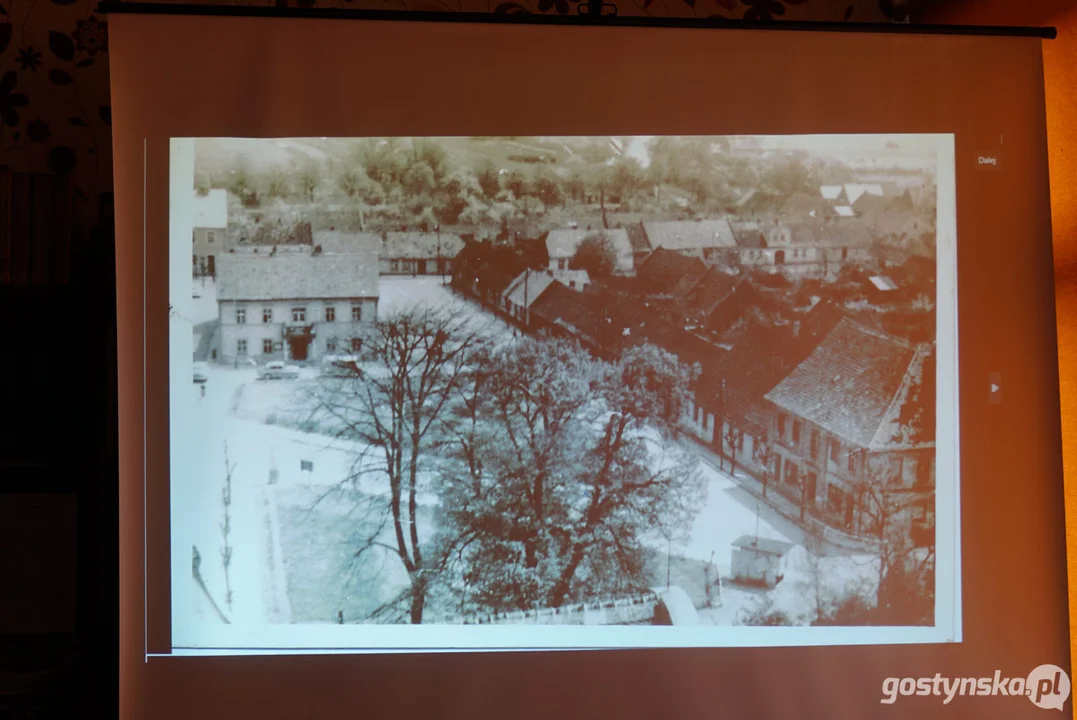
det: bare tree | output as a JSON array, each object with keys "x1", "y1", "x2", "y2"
[
  {"x1": 754, "y1": 439, "x2": 774, "y2": 499},
  {"x1": 312, "y1": 308, "x2": 487, "y2": 624},
  {"x1": 723, "y1": 424, "x2": 745, "y2": 479},
  {"x1": 849, "y1": 456, "x2": 935, "y2": 625}
]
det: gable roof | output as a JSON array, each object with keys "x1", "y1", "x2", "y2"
[
  {"x1": 636, "y1": 247, "x2": 708, "y2": 296},
  {"x1": 642, "y1": 219, "x2": 737, "y2": 252},
  {"x1": 696, "y1": 300, "x2": 845, "y2": 434},
  {"x1": 820, "y1": 185, "x2": 845, "y2": 202},
  {"x1": 504, "y1": 270, "x2": 558, "y2": 309},
  {"x1": 833, "y1": 205, "x2": 857, "y2": 217},
  {"x1": 545, "y1": 228, "x2": 634, "y2": 273},
  {"x1": 843, "y1": 183, "x2": 885, "y2": 206},
  {"x1": 626, "y1": 223, "x2": 652, "y2": 254},
  {"x1": 683, "y1": 267, "x2": 740, "y2": 318},
  {"x1": 192, "y1": 189, "x2": 228, "y2": 229},
  {"x1": 381, "y1": 231, "x2": 466, "y2": 260},
  {"x1": 764, "y1": 318, "x2": 928, "y2": 450},
  {"x1": 216, "y1": 252, "x2": 379, "y2": 302},
  {"x1": 313, "y1": 230, "x2": 382, "y2": 255}
]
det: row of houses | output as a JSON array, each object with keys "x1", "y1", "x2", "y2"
[
  {"x1": 192, "y1": 185, "x2": 927, "y2": 286},
  {"x1": 451, "y1": 239, "x2": 935, "y2": 544}
]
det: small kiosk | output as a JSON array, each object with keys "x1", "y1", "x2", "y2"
[{"x1": 730, "y1": 535, "x2": 794, "y2": 588}]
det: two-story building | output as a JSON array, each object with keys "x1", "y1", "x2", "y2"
[
  {"x1": 736, "y1": 219, "x2": 874, "y2": 281},
  {"x1": 762, "y1": 318, "x2": 935, "y2": 538},
  {"x1": 192, "y1": 188, "x2": 229, "y2": 277},
  {"x1": 214, "y1": 248, "x2": 379, "y2": 365}
]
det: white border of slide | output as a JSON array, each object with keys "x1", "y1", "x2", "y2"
[{"x1": 164, "y1": 134, "x2": 959, "y2": 655}]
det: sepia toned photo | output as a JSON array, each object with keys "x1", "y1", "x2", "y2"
[{"x1": 167, "y1": 134, "x2": 954, "y2": 650}]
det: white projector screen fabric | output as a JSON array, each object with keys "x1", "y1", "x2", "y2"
[{"x1": 108, "y1": 10, "x2": 1068, "y2": 720}]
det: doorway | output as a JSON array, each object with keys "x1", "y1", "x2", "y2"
[{"x1": 288, "y1": 335, "x2": 310, "y2": 361}]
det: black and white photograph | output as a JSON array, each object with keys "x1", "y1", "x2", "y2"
[{"x1": 167, "y1": 134, "x2": 957, "y2": 650}]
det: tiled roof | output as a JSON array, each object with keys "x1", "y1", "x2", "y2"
[
  {"x1": 192, "y1": 188, "x2": 228, "y2": 229},
  {"x1": 730, "y1": 223, "x2": 768, "y2": 249},
  {"x1": 626, "y1": 223, "x2": 652, "y2": 254},
  {"x1": 216, "y1": 251, "x2": 379, "y2": 302},
  {"x1": 504, "y1": 270, "x2": 557, "y2": 309},
  {"x1": 683, "y1": 267, "x2": 740, "y2": 317},
  {"x1": 545, "y1": 228, "x2": 634, "y2": 274},
  {"x1": 764, "y1": 318, "x2": 923, "y2": 450},
  {"x1": 642, "y1": 219, "x2": 737, "y2": 252},
  {"x1": 313, "y1": 230, "x2": 381, "y2": 255},
  {"x1": 636, "y1": 248, "x2": 708, "y2": 296},
  {"x1": 381, "y1": 231, "x2": 466, "y2": 260},
  {"x1": 696, "y1": 300, "x2": 846, "y2": 434}
]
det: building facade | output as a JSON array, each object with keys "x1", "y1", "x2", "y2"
[
  {"x1": 763, "y1": 319, "x2": 935, "y2": 539},
  {"x1": 192, "y1": 189, "x2": 229, "y2": 277},
  {"x1": 214, "y1": 250, "x2": 379, "y2": 365}
]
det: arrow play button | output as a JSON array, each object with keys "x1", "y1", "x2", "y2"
[{"x1": 989, "y1": 372, "x2": 1002, "y2": 405}]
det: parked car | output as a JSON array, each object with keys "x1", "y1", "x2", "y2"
[
  {"x1": 193, "y1": 362, "x2": 209, "y2": 384},
  {"x1": 258, "y1": 361, "x2": 301, "y2": 380}
]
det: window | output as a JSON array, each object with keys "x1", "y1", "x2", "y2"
[
  {"x1": 263, "y1": 339, "x2": 273, "y2": 355},
  {"x1": 262, "y1": 307, "x2": 273, "y2": 324},
  {"x1": 325, "y1": 306, "x2": 336, "y2": 323},
  {"x1": 841, "y1": 248, "x2": 849, "y2": 261},
  {"x1": 777, "y1": 413, "x2": 787, "y2": 439},
  {"x1": 237, "y1": 339, "x2": 248, "y2": 355},
  {"x1": 326, "y1": 339, "x2": 337, "y2": 353},
  {"x1": 792, "y1": 420, "x2": 801, "y2": 445},
  {"x1": 848, "y1": 452, "x2": 856, "y2": 473},
  {"x1": 828, "y1": 485, "x2": 843, "y2": 514},
  {"x1": 829, "y1": 440, "x2": 839, "y2": 464},
  {"x1": 192, "y1": 254, "x2": 198, "y2": 269},
  {"x1": 207, "y1": 231, "x2": 216, "y2": 244},
  {"x1": 351, "y1": 304, "x2": 362, "y2": 322},
  {"x1": 810, "y1": 430, "x2": 819, "y2": 460},
  {"x1": 569, "y1": 281, "x2": 577, "y2": 290},
  {"x1": 292, "y1": 307, "x2": 306, "y2": 323},
  {"x1": 351, "y1": 338, "x2": 363, "y2": 353},
  {"x1": 235, "y1": 307, "x2": 246, "y2": 324},
  {"x1": 558, "y1": 258, "x2": 568, "y2": 271}
]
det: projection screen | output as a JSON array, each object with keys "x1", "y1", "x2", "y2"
[{"x1": 108, "y1": 7, "x2": 1069, "y2": 720}]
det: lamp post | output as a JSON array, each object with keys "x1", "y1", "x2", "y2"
[{"x1": 436, "y1": 224, "x2": 442, "y2": 280}]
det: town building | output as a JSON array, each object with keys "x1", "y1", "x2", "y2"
[
  {"x1": 763, "y1": 318, "x2": 935, "y2": 537},
  {"x1": 214, "y1": 248, "x2": 379, "y2": 365},
  {"x1": 502, "y1": 269, "x2": 559, "y2": 326},
  {"x1": 192, "y1": 188, "x2": 228, "y2": 277},
  {"x1": 736, "y1": 218, "x2": 875, "y2": 281},
  {"x1": 544, "y1": 228, "x2": 634, "y2": 276},
  {"x1": 379, "y1": 230, "x2": 465, "y2": 275},
  {"x1": 641, "y1": 219, "x2": 738, "y2": 265}
]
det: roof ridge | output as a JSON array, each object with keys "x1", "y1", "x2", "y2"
[{"x1": 868, "y1": 343, "x2": 933, "y2": 450}]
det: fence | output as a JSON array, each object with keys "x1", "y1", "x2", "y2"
[{"x1": 426, "y1": 591, "x2": 662, "y2": 626}]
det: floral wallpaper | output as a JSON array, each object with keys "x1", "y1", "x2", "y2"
[{"x1": 0, "y1": 0, "x2": 905, "y2": 238}]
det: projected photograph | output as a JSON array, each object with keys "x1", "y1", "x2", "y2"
[{"x1": 168, "y1": 134, "x2": 949, "y2": 649}]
